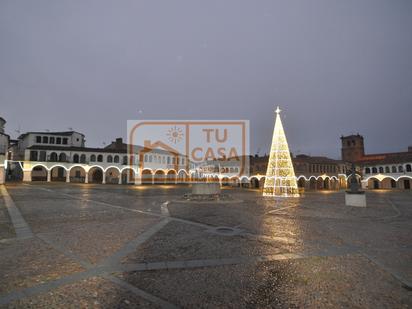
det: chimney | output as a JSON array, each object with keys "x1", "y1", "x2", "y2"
[
  {"x1": 115, "y1": 137, "x2": 123, "y2": 145},
  {"x1": 408, "y1": 146, "x2": 412, "y2": 152}
]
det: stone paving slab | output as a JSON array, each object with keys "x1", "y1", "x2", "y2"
[
  {"x1": 121, "y1": 220, "x2": 291, "y2": 264},
  {"x1": 0, "y1": 194, "x2": 14, "y2": 240},
  {"x1": 1, "y1": 184, "x2": 411, "y2": 307},
  {"x1": 0, "y1": 238, "x2": 84, "y2": 295},
  {"x1": 36, "y1": 215, "x2": 162, "y2": 265},
  {"x1": 120, "y1": 254, "x2": 412, "y2": 309},
  {"x1": 5, "y1": 276, "x2": 159, "y2": 309}
]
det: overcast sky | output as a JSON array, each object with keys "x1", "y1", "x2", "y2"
[{"x1": 1, "y1": 0, "x2": 411, "y2": 158}]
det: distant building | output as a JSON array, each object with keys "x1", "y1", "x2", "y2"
[
  {"x1": 341, "y1": 134, "x2": 365, "y2": 163},
  {"x1": 7, "y1": 132, "x2": 192, "y2": 184},
  {"x1": 249, "y1": 154, "x2": 348, "y2": 190},
  {"x1": 340, "y1": 133, "x2": 412, "y2": 190},
  {"x1": 0, "y1": 117, "x2": 9, "y2": 184}
]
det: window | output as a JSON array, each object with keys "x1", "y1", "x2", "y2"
[
  {"x1": 385, "y1": 166, "x2": 390, "y2": 173},
  {"x1": 392, "y1": 166, "x2": 397, "y2": 173},
  {"x1": 398, "y1": 166, "x2": 403, "y2": 173},
  {"x1": 372, "y1": 167, "x2": 377, "y2": 173},
  {"x1": 114, "y1": 155, "x2": 119, "y2": 163},
  {"x1": 365, "y1": 168, "x2": 370, "y2": 174},
  {"x1": 50, "y1": 137, "x2": 55, "y2": 144},
  {"x1": 97, "y1": 155, "x2": 103, "y2": 162},
  {"x1": 30, "y1": 151, "x2": 38, "y2": 161},
  {"x1": 107, "y1": 155, "x2": 113, "y2": 163},
  {"x1": 56, "y1": 137, "x2": 61, "y2": 144},
  {"x1": 182, "y1": 158, "x2": 185, "y2": 165},
  {"x1": 49, "y1": 152, "x2": 58, "y2": 162},
  {"x1": 167, "y1": 157, "x2": 170, "y2": 164},
  {"x1": 406, "y1": 164, "x2": 412, "y2": 172},
  {"x1": 123, "y1": 156, "x2": 127, "y2": 165},
  {"x1": 42, "y1": 136, "x2": 48, "y2": 143},
  {"x1": 80, "y1": 154, "x2": 86, "y2": 163},
  {"x1": 149, "y1": 155, "x2": 152, "y2": 162},
  {"x1": 36, "y1": 136, "x2": 41, "y2": 143},
  {"x1": 39, "y1": 151, "x2": 46, "y2": 161},
  {"x1": 59, "y1": 153, "x2": 67, "y2": 162},
  {"x1": 62, "y1": 138, "x2": 68, "y2": 145},
  {"x1": 90, "y1": 155, "x2": 96, "y2": 162},
  {"x1": 73, "y1": 154, "x2": 79, "y2": 163},
  {"x1": 144, "y1": 155, "x2": 148, "y2": 162},
  {"x1": 379, "y1": 167, "x2": 384, "y2": 173}
]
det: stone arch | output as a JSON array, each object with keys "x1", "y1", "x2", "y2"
[
  {"x1": 323, "y1": 177, "x2": 330, "y2": 190},
  {"x1": 221, "y1": 176, "x2": 230, "y2": 186},
  {"x1": 89, "y1": 166, "x2": 104, "y2": 184},
  {"x1": 154, "y1": 169, "x2": 166, "y2": 184},
  {"x1": 121, "y1": 168, "x2": 135, "y2": 184},
  {"x1": 297, "y1": 178, "x2": 306, "y2": 188},
  {"x1": 230, "y1": 176, "x2": 240, "y2": 187},
  {"x1": 397, "y1": 176, "x2": 412, "y2": 190},
  {"x1": 50, "y1": 165, "x2": 67, "y2": 181},
  {"x1": 250, "y1": 176, "x2": 259, "y2": 188},
  {"x1": 69, "y1": 166, "x2": 86, "y2": 183},
  {"x1": 367, "y1": 176, "x2": 382, "y2": 190},
  {"x1": 31, "y1": 165, "x2": 47, "y2": 181},
  {"x1": 309, "y1": 177, "x2": 317, "y2": 190},
  {"x1": 105, "y1": 167, "x2": 120, "y2": 184},
  {"x1": 166, "y1": 170, "x2": 177, "y2": 184},
  {"x1": 259, "y1": 176, "x2": 266, "y2": 188},
  {"x1": 177, "y1": 170, "x2": 189, "y2": 183},
  {"x1": 240, "y1": 176, "x2": 249, "y2": 188},
  {"x1": 142, "y1": 169, "x2": 153, "y2": 185}
]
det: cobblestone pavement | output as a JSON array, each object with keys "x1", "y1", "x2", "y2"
[{"x1": 0, "y1": 183, "x2": 411, "y2": 308}]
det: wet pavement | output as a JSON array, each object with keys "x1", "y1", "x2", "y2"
[{"x1": 0, "y1": 182, "x2": 411, "y2": 308}]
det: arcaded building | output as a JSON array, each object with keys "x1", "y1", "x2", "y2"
[
  {"x1": 340, "y1": 134, "x2": 412, "y2": 190},
  {"x1": 249, "y1": 154, "x2": 348, "y2": 190}
]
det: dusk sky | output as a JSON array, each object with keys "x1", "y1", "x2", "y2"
[{"x1": 1, "y1": 0, "x2": 411, "y2": 159}]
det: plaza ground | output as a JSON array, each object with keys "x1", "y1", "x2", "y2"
[{"x1": 0, "y1": 183, "x2": 411, "y2": 308}]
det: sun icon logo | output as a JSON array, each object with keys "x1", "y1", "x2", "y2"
[{"x1": 166, "y1": 126, "x2": 184, "y2": 144}]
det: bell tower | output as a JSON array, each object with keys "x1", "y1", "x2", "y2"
[{"x1": 341, "y1": 134, "x2": 365, "y2": 163}]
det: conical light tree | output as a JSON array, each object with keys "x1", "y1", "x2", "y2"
[{"x1": 263, "y1": 107, "x2": 299, "y2": 197}]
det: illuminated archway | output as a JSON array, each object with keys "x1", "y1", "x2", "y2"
[
  {"x1": 142, "y1": 169, "x2": 153, "y2": 185},
  {"x1": 166, "y1": 170, "x2": 177, "y2": 184},
  {"x1": 89, "y1": 166, "x2": 104, "y2": 184},
  {"x1": 50, "y1": 165, "x2": 67, "y2": 182},
  {"x1": 121, "y1": 168, "x2": 135, "y2": 185},
  {"x1": 221, "y1": 176, "x2": 230, "y2": 186},
  {"x1": 105, "y1": 167, "x2": 120, "y2": 184},
  {"x1": 154, "y1": 170, "x2": 166, "y2": 184},
  {"x1": 250, "y1": 177, "x2": 260, "y2": 188},
  {"x1": 177, "y1": 170, "x2": 189, "y2": 183},
  {"x1": 31, "y1": 165, "x2": 47, "y2": 181},
  {"x1": 69, "y1": 166, "x2": 86, "y2": 183}
]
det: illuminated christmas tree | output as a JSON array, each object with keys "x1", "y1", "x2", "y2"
[{"x1": 263, "y1": 107, "x2": 299, "y2": 197}]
